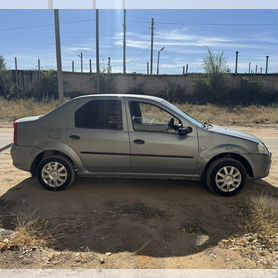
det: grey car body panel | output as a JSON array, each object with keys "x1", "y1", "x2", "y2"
[
  {"x1": 206, "y1": 125, "x2": 261, "y2": 143},
  {"x1": 10, "y1": 145, "x2": 42, "y2": 172},
  {"x1": 11, "y1": 94, "x2": 271, "y2": 180},
  {"x1": 124, "y1": 97, "x2": 199, "y2": 175},
  {"x1": 65, "y1": 96, "x2": 130, "y2": 173}
]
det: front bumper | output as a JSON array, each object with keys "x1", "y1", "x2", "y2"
[
  {"x1": 249, "y1": 152, "x2": 272, "y2": 179},
  {"x1": 10, "y1": 144, "x2": 42, "y2": 172}
]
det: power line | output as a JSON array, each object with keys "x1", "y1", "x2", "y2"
[
  {"x1": 0, "y1": 18, "x2": 116, "y2": 31},
  {"x1": 127, "y1": 49, "x2": 149, "y2": 64},
  {"x1": 155, "y1": 21, "x2": 276, "y2": 26},
  {"x1": 1, "y1": 18, "x2": 274, "y2": 32}
]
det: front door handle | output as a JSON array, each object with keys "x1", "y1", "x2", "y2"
[
  {"x1": 133, "y1": 139, "x2": 145, "y2": 145},
  {"x1": 69, "y1": 135, "x2": 80, "y2": 140}
]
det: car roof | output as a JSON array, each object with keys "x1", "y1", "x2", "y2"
[{"x1": 73, "y1": 94, "x2": 164, "y2": 102}]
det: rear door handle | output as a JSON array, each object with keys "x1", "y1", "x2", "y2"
[
  {"x1": 133, "y1": 139, "x2": 145, "y2": 145},
  {"x1": 69, "y1": 135, "x2": 80, "y2": 140}
]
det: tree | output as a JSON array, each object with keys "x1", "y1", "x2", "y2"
[
  {"x1": 0, "y1": 56, "x2": 6, "y2": 71},
  {"x1": 195, "y1": 49, "x2": 230, "y2": 104},
  {"x1": 0, "y1": 56, "x2": 10, "y2": 97},
  {"x1": 203, "y1": 48, "x2": 230, "y2": 74}
]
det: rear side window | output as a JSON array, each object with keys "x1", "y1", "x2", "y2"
[{"x1": 75, "y1": 99, "x2": 123, "y2": 130}]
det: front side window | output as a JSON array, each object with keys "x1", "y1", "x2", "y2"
[
  {"x1": 129, "y1": 101, "x2": 181, "y2": 133},
  {"x1": 75, "y1": 99, "x2": 123, "y2": 130}
]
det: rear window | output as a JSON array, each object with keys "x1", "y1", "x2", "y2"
[{"x1": 75, "y1": 99, "x2": 123, "y2": 130}]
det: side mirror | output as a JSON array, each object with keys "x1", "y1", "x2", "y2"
[{"x1": 178, "y1": 126, "x2": 193, "y2": 136}]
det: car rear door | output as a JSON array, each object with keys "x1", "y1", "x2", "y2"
[
  {"x1": 66, "y1": 98, "x2": 130, "y2": 173},
  {"x1": 126, "y1": 98, "x2": 199, "y2": 176}
]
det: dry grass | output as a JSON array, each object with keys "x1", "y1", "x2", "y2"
[
  {"x1": 0, "y1": 98, "x2": 59, "y2": 123},
  {"x1": 0, "y1": 208, "x2": 52, "y2": 251},
  {"x1": 0, "y1": 98, "x2": 277, "y2": 126},
  {"x1": 238, "y1": 193, "x2": 278, "y2": 250},
  {"x1": 178, "y1": 103, "x2": 277, "y2": 126}
]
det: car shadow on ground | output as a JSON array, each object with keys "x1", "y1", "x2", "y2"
[{"x1": 0, "y1": 176, "x2": 277, "y2": 257}]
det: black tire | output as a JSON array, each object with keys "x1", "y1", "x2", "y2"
[
  {"x1": 36, "y1": 155, "x2": 76, "y2": 191},
  {"x1": 205, "y1": 157, "x2": 247, "y2": 197}
]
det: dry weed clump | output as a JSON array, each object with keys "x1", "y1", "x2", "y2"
[
  {"x1": 0, "y1": 208, "x2": 53, "y2": 251},
  {"x1": 235, "y1": 193, "x2": 278, "y2": 251}
]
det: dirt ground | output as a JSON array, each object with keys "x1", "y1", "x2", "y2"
[{"x1": 0, "y1": 126, "x2": 277, "y2": 269}]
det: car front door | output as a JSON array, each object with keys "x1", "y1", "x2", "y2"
[
  {"x1": 126, "y1": 99, "x2": 199, "y2": 176},
  {"x1": 66, "y1": 98, "x2": 130, "y2": 173}
]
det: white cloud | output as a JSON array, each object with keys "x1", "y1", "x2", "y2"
[{"x1": 113, "y1": 28, "x2": 275, "y2": 53}]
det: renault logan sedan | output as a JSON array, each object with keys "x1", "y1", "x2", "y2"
[{"x1": 11, "y1": 94, "x2": 271, "y2": 196}]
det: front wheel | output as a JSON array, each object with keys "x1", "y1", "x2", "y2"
[
  {"x1": 205, "y1": 158, "x2": 247, "y2": 197},
  {"x1": 36, "y1": 155, "x2": 76, "y2": 191}
]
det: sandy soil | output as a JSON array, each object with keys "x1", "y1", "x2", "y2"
[{"x1": 0, "y1": 126, "x2": 277, "y2": 269}]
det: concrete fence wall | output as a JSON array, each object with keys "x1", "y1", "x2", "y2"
[{"x1": 10, "y1": 70, "x2": 278, "y2": 97}]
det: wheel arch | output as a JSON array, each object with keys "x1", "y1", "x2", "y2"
[
  {"x1": 202, "y1": 152, "x2": 254, "y2": 179},
  {"x1": 31, "y1": 150, "x2": 76, "y2": 175}
]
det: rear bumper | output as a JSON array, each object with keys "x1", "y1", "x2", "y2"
[
  {"x1": 10, "y1": 144, "x2": 42, "y2": 172},
  {"x1": 250, "y1": 153, "x2": 272, "y2": 179}
]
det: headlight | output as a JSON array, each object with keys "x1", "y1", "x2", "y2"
[{"x1": 257, "y1": 143, "x2": 269, "y2": 154}]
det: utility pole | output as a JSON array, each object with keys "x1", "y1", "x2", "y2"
[
  {"x1": 96, "y1": 9, "x2": 100, "y2": 93},
  {"x1": 102, "y1": 59, "x2": 105, "y2": 72},
  {"x1": 248, "y1": 62, "x2": 251, "y2": 74},
  {"x1": 79, "y1": 52, "x2": 83, "y2": 72},
  {"x1": 156, "y1": 47, "x2": 165, "y2": 75},
  {"x1": 147, "y1": 62, "x2": 149, "y2": 75},
  {"x1": 255, "y1": 65, "x2": 258, "y2": 74},
  {"x1": 38, "y1": 58, "x2": 41, "y2": 83},
  {"x1": 150, "y1": 17, "x2": 154, "y2": 75},
  {"x1": 265, "y1": 56, "x2": 269, "y2": 74},
  {"x1": 108, "y1": 57, "x2": 111, "y2": 74},
  {"x1": 48, "y1": 0, "x2": 53, "y2": 9},
  {"x1": 14, "y1": 57, "x2": 18, "y2": 94},
  {"x1": 182, "y1": 66, "x2": 185, "y2": 75},
  {"x1": 89, "y1": 59, "x2": 92, "y2": 73},
  {"x1": 186, "y1": 64, "x2": 188, "y2": 74},
  {"x1": 54, "y1": 9, "x2": 64, "y2": 104},
  {"x1": 260, "y1": 67, "x2": 262, "y2": 74},
  {"x1": 72, "y1": 61, "x2": 75, "y2": 72},
  {"x1": 235, "y1": 51, "x2": 239, "y2": 73},
  {"x1": 123, "y1": 9, "x2": 127, "y2": 74}
]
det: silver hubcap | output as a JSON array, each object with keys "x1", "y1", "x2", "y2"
[
  {"x1": 215, "y1": 166, "x2": 242, "y2": 192},
  {"x1": 41, "y1": 162, "x2": 68, "y2": 188}
]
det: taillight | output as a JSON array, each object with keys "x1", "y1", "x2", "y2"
[{"x1": 13, "y1": 122, "x2": 18, "y2": 145}]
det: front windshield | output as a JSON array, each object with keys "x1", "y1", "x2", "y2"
[{"x1": 161, "y1": 100, "x2": 204, "y2": 128}]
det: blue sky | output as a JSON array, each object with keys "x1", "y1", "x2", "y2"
[{"x1": 0, "y1": 9, "x2": 277, "y2": 74}]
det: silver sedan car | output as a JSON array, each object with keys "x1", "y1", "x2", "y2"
[{"x1": 11, "y1": 94, "x2": 271, "y2": 196}]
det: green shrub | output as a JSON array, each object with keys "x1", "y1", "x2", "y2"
[
  {"x1": 228, "y1": 78, "x2": 277, "y2": 106},
  {"x1": 91, "y1": 73, "x2": 116, "y2": 94},
  {"x1": 158, "y1": 83, "x2": 188, "y2": 103},
  {"x1": 194, "y1": 75, "x2": 277, "y2": 106},
  {"x1": 4, "y1": 70, "x2": 58, "y2": 100},
  {"x1": 127, "y1": 81, "x2": 146, "y2": 95},
  {"x1": 194, "y1": 73, "x2": 229, "y2": 104},
  {"x1": 192, "y1": 48, "x2": 277, "y2": 106},
  {"x1": 0, "y1": 56, "x2": 12, "y2": 98}
]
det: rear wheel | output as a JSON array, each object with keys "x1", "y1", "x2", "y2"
[
  {"x1": 36, "y1": 155, "x2": 76, "y2": 191},
  {"x1": 205, "y1": 158, "x2": 247, "y2": 197}
]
